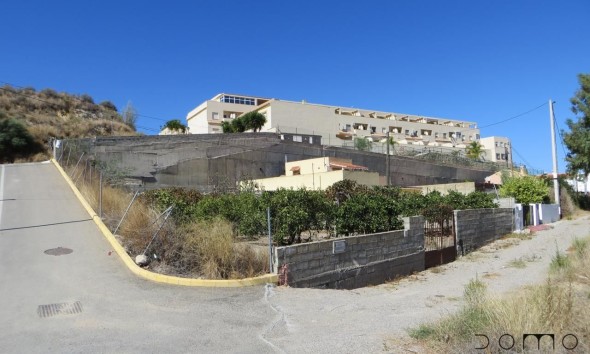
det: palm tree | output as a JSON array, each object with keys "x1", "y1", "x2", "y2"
[
  {"x1": 465, "y1": 141, "x2": 484, "y2": 161},
  {"x1": 163, "y1": 119, "x2": 188, "y2": 134},
  {"x1": 240, "y1": 111, "x2": 267, "y2": 132}
]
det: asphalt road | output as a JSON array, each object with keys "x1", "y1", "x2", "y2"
[
  {"x1": 3, "y1": 162, "x2": 587, "y2": 353},
  {"x1": 0, "y1": 162, "x2": 279, "y2": 354}
]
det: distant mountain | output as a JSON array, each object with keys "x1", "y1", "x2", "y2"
[{"x1": 0, "y1": 85, "x2": 137, "y2": 158}]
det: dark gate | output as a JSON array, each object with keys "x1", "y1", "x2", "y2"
[{"x1": 424, "y1": 210, "x2": 456, "y2": 269}]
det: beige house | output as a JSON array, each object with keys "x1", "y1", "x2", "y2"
[
  {"x1": 480, "y1": 136, "x2": 512, "y2": 164},
  {"x1": 247, "y1": 157, "x2": 380, "y2": 191},
  {"x1": 186, "y1": 93, "x2": 511, "y2": 160},
  {"x1": 186, "y1": 94, "x2": 269, "y2": 134}
]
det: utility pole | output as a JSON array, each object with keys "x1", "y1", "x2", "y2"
[
  {"x1": 386, "y1": 131, "x2": 390, "y2": 186},
  {"x1": 549, "y1": 99, "x2": 560, "y2": 210}
]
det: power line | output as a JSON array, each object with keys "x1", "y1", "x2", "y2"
[
  {"x1": 552, "y1": 110, "x2": 569, "y2": 158},
  {"x1": 478, "y1": 102, "x2": 548, "y2": 130},
  {"x1": 511, "y1": 144, "x2": 540, "y2": 172}
]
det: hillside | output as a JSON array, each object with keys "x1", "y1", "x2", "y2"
[{"x1": 0, "y1": 85, "x2": 137, "y2": 160}]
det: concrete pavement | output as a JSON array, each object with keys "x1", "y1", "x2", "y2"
[{"x1": 0, "y1": 162, "x2": 278, "y2": 353}]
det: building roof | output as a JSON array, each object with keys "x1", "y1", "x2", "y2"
[{"x1": 329, "y1": 161, "x2": 369, "y2": 171}]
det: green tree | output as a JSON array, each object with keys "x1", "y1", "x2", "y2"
[
  {"x1": 562, "y1": 73, "x2": 590, "y2": 177},
  {"x1": 465, "y1": 141, "x2": 484, "y2": 161},
  {"x1": 0, "y1": 116, "x2": 44, "y2": 163},
  {"x1": 354, "y1": 137, "x2": 372, "y2": 151},
  {"x1": 499, "y1": 175, "x2": 549, "y2": 204},
  {"x1": 163, "y1": 119, "x2": 188, "y2": 134},
  {"x1": 221, "y1": 111, "x2": 267, "y2": 133},
  {"x1": 241, "y1": 111, "x2": 267, "y2": 132},
  {"x1": 221, "y1": 121, "x2": 234, "y2": 133}
]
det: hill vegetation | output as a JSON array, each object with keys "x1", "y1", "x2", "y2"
[{"x1": 0, "y1": 85, "x2": 137, "y2": 161}]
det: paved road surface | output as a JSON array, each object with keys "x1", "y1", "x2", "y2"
[
  {"x1": 2, "y1": 162, "x2": 588, "y2": 353},
  {"x1": 0, "y1": 162, "x2": 278, "y2": 353}
]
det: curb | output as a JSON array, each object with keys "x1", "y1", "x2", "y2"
[{"x1": 51, "y1": 159, "x2": 278, "y2": 287}]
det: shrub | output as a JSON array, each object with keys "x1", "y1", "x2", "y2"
[
  {"x1": 500, "y1": 175, "x2": 549, "y2": 204},
  {"x1": 99, "y1": 100, "x2": 118, "y2": 111},
  {"x1": 0, "y1": 116, "x2": 44, "y2": 163},
  {"x1": 142, "y1": 187, "x2": 202, "y2": 223}
]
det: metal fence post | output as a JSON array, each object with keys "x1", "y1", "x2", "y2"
[
  {"x1": 99, "y1": 170, "x2": 103, "y2": 219},
  {"x1": 267, "y1": 207, "x2": 273, "y2": 272},
  {"x1": 113, "y1": 190, "x2": 140, "y2": 235}
]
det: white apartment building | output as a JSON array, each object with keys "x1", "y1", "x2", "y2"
[
  {"x1": 186, "y1": 93, "x2": 510, "y2": 160},
  {"x1": 479, "y1": 136, "x2": 512, "y2": 164}
]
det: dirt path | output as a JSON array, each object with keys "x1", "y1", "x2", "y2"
[{"x1": 264, "y1": 214, "x2": 590, "y2": 353}]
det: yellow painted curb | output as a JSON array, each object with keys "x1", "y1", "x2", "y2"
[{"x1": 51, "y1": 159, "x2": 278, "y2": 287}]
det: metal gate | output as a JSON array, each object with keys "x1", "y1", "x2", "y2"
[{"x1": 424, "y1": 212, "x2": 456, "y2": 269}]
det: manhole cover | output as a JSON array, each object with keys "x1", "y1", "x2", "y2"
[
  {"x1": 37, "y1": 301, "x2": 83, "y2": 318},
  {"x1": 44, "y1": 247, "x2": 73, "y2": 256}
]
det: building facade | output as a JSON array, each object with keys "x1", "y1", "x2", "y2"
[
  {"x1": 479, "y1": 136, "x2": 512, "y2": 164},
  {"x1": 247, "y1": 157, "x2": 381, "y2": 191},
  {"x1": 186, "y1": 93, "x2": 510, "y2": 159}
]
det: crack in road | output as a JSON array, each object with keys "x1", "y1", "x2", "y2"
[{"x1": 259, "y1": 283, "x2": 287, "y2": 353}]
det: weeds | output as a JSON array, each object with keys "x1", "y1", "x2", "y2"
[
  {"x1": 550, "y1": 246, "x2": 570, "y2": 272},
  {"x1": 409, "y1": 236, "x2": 590, "y2": 353},
  {"x1": 68, "y1": 163, "x2": 268, "y2": 280},
  {"x1": 507, "y1": 258, "x2": 526, "y2": 268}
]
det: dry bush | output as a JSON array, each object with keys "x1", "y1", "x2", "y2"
[
  {"x1": 178, "y1": 219, "x2": 269, "y2": 279},
  {"x1": 119, "y1": 201, "x2": 164, "y2": 255},
  {"x1": 66, "y1": 164, "x2": 267, "y2": 279}
]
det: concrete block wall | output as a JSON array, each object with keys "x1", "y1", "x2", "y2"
[
  {"x1": 274, "y1": 216, "x2": 425, "y2": 289},
  {"x1": 59, "y1": 134, "x2": 495, "y2": 191},
  {"x1": 454, "y1": 208, "x2": 514, "y2": 254}
]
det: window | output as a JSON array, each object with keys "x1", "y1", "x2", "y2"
[
  {"x1": 212, "y1": 112, "x2": 219, "y2": 120},
  {"x1": 496, "y1": 153, "x2": 501, "y2": 160},
  {"x1": 405, "y1": 129, "x2": 410, "y2": 135},
  {"x1": 435, "y1": 132, "x2": 439, "y2": 138},
  {"x1": 220, "y1": 95, "x2": 256, "y2": 105},
  {"x1": 293, "y1": 135, "x2": 303, "y2": 143},
  {"x1": 501, "y1": 154, "x2": 506, "y2": 160},
  {"x1": 443, "y1": 133, "x2": 447, "y2": 138}
]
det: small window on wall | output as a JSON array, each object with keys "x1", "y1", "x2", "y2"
[
  {"x1": 293, "y1": 135, "x2": 303, "y2": 142},
  {"x1": 496, "y1": 153, "x2": 501, "y2": 160},
  {"x1": 212, "y1": 112, "x2": 219, "y2": 120}
]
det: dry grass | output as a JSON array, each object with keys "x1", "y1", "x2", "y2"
[
  {"x1": 67, "y1": 163, "x2": 268, "y2": 279},
  {"x1": 410, "y1": 236, "x2": 590, "y2": 353},
  {"x1": 179, "y1": 219, "x2": 269, "y2": 279}
]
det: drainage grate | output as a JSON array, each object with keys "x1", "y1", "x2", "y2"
[
  {"x1": 37, "y1": 301, "x2": 83, "y2": 318},
  {"x1": 44, "y1": 247, "x2": 73, "y2": 256}
]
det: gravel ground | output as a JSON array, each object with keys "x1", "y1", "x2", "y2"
[{"x1": 264, "y1": 213, "x2": 590, "y2": 353}]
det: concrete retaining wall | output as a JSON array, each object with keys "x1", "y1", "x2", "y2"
[
  {"x1": 58, "y1": 134, "x2": 495, "y2": 191},
  {"x1": 274, "y1": 217, "x2": 424, "y2": 289},
  {"x1": 455, "y1": 208, "x2": 514, "y2": 254}
]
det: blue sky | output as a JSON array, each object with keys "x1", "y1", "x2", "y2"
[{"x1": 1, "y1": 1, "x2": 588, "y2": 173}]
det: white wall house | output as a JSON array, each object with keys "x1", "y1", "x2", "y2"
[
  {"x1": 186, "y1": 93, "x2": 511, "y2": 159},
  {"x1": 480, "y1": 136, "x2": 512, "y2": 164}
]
